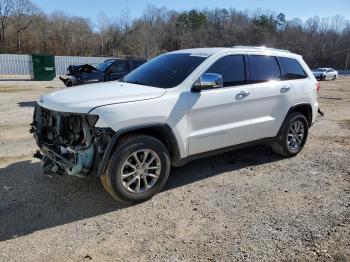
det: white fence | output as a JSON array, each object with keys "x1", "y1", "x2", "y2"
[
  {"x1": 0, "y1": 54, "x2": 32, "y2": 75},
  {"x1": 0, "y1": 54, "x2": 113, "y2": 76}
]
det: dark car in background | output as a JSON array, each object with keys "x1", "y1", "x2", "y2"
[{"x1": 59, "y1": 58, "x2": 147, "y2": 87}]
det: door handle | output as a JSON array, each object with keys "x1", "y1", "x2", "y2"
[
  {"x1": 280, "y1": 86, "x2": 291, "y2": 93},
  {"x1": 236, "y1": 91, "x2": 250, "y2": 100}
]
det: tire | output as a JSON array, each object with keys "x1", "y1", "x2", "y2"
[
  {"x1": 271, "y1": 112, "x2": 309, "y2": 157},
  {"x1": 101, "y1": 135, "x2": 171, "y2": 204},
  {"x1": 65, "y1": 79, "x2": 73, "y2": 87},
  {"x1": 332, "y1": 75, "x2": 336, "y2": 80}
]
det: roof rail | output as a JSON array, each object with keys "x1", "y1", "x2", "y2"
[{"x1": 232, "y1": 46, "x2": 291, "y2": 53}]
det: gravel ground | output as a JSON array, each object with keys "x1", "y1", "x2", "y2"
[{"x1": 0, "y1": 78, "x2": 349, "y2": 261}]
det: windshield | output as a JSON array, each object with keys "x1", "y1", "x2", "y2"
[
  {"x1": 313, "y1": 68, "x2": 327, "y2": 72},
  {"x1": 96, "y1": 61, "x2": 113, "y2": 71},
  {"x1": 120, "y1": 53, "x2": 207, "y2": 88}
]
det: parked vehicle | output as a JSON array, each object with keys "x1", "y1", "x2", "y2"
[
  {"x1": 59, "y1": 58, "x2": 146, "y2": 87},
  {"x1": 311, "y1": 68, "x2": 338, "y2": 80},
  {"x1": 32, "y1": 46, "x2": 319, "y2": 204}
]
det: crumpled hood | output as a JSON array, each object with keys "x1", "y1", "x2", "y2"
[{"x1": 38, "y1": 81, "x2": 166, "y2": 113}]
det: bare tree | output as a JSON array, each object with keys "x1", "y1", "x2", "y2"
[
  {"x1": 0, "y1": 0, "x2": 13, "y2": 50},
  {"x1": 0, "y1": 4, "x2": 348, "y2": 69},
  {"x1": 12, "y1": 0, "x2": 39, "y2": 52}
]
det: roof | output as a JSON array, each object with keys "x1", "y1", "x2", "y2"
[
  {"x1": 104, "y1": 58, "x2": 147, "y2": 62},
  {"x1": 169, "y1": 46, "x2": 299, "y2": 58}
]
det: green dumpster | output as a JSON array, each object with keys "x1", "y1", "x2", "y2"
[{"x1": 31, "y1": 54, "x2": 56, "y2": 81}]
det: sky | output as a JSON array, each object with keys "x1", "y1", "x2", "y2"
[{"x1": 32, "y1": 0, "x2": 350, "y2": 25}]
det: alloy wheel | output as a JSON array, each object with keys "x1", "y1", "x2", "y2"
[
  {"x1": 287, "y1": 120, "x2": 305, "y2": 151},
  {"x1": 120, "y1": 149, "x2": 161, "y2": 193}
]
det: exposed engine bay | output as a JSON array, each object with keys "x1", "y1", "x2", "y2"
[{"x1": 31, "y1": 105, "x2": 113, "y2": 177}]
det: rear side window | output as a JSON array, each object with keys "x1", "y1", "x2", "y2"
[
  {"x1": 206, "y1": 55, "x2": 245, "y2": 87},
  {"x1": 278, "y1": 57, "x2": 307, "y2": 80},
  {"x1": 249, "y1": 55, "x2": 280, "y2": 83}
]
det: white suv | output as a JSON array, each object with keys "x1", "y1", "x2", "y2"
[{"x1": 32, "y1": 46, "x2": 319, "y2": 204}]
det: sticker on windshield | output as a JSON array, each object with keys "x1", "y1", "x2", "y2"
[{"x1": 190, "y1": 52, "x2": 211, "y2": 58}]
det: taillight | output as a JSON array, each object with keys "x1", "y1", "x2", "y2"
[{"x1": 316, "y1": 82, "x2": 320, "y2": 93}]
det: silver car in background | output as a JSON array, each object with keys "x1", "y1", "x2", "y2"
[{"x1": 312, "y1": 68, "x2": 338, "y2": 80}]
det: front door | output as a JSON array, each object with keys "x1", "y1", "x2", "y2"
[
  {"x1": 188, "y1": 55, "x2": 253, "y2": 155},
  {"x1": 106, "y1": 62, "x2": 129, "y2": 81}
]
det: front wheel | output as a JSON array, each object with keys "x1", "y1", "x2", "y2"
[
  {"x1": 65, "y1": 79, "x2": 73, "y2": 87},
  {"x1": 271, "y1": 113, "x2": 308, "y2": 157},
  {"x1": 101, "y1": 135, "x2": 171, "y2": 204}
]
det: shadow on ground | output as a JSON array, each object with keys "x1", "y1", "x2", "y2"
[
  {"x1": 0, "y1": 145, "x2": 282, "y2": 241},
  {"x1": 17, "y1": 101, "x2": 37, "y2": 108}
]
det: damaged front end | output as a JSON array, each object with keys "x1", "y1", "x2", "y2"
[
  {"x1": 31, "y1": 105, "x2": 113, "y2": 177},
  {"x1": 59, "y1": 64, "x2": 100, "y2": 87}
]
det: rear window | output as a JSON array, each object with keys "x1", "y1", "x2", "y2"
[
  {"x1": 278, "y1": 57, "x2": 307, "y2": 80},
  {"x1": 249, "y1": 55, "x2": 280, "y2": 83},
  {"x1": 206, "y1": 55, "x2": 246, "y2": 87}
]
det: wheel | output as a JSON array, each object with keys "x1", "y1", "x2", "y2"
[
  {"x1": 101, "y1": 135, "x2": 171, "y2": 204},
  {"x1": 65, "y1": 79, "x2": 73, "y2": 87},
  {"x1": 321, "y1": 75, "x2": 326, "y2": 81},
  {"x1": 332, "y1": 75, "x2": 336, "y2": 80},
  {"x1": 271, "y1": 112, "x2": 308, "y2": 157}
]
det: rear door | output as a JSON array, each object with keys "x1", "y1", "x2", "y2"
[
  {"x1": 188, "y1": 55, "x2": 253, "y2": 155},
  {"x1": 248, "y1": 54, "x2": 296, "y2": 140}
]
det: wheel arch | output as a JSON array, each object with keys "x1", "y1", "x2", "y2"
[
  {"x1": 97, "y1": 123, "x2": 181, "y2": 177},
  {"x1": 277, "y1": 103, "x2": 313, "y2": 136}
]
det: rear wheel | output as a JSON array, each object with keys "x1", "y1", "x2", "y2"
[
  {"x1": 101, "y1": 135, "x2": 171, "y2": 204},
  {"x1": 271, "y1": 112, "x2": 308, "y2": 157}
]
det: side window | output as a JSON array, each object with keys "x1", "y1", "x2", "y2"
[
  {"x1": 110, "y1": 62, "x2": 128, "y2": 74},
  {"x1": 131, "y1": 61, "x2": 144, "y2": 70},
  {"x1": 278, "y1": 57, "x2": 307, "y2": 80},
  {"x1": 206, "y1": 55, "x2": 245, "y2": 87},
  {"x1": 249, "y1": 55, "x2": 280, "y2": 83}
]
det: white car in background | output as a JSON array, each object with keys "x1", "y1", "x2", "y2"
[{"x1": 312, "y1": 68, "x2": 338, "y2": 80}]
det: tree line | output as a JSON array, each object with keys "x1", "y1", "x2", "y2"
[{"x1": 0, "y1": 0, "x2": 349, "y2": 69}]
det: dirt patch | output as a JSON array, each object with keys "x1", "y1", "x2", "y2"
[
  {"x1": 339, "y1": 119, "x2": 350, "y2": 130},
  {"x1": 0, "y1": 87, "x2": 33, "y2": 93}
]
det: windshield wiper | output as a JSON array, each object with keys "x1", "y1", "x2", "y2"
[{"x1": 123, "y1": 80, "x2": 147, "y2": 86}]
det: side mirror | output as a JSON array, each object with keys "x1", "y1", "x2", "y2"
[{"x1": 192, "y1": 73, "x2": 223, "y2": 92}]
